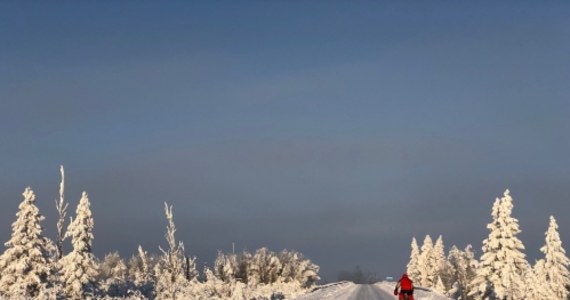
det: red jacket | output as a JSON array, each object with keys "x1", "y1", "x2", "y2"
[{"x1": 397, "y1": 275, "x2": 413, "y2": 291}]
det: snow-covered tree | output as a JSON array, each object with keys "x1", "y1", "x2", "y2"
[
  {"x1": 291, "y1": 252, "x2": 320, "y2": 288},
  {"x1": 0, "y1": 187, "x2": 55, "y2": 298},
  {"x1": 55, "y1": 165, "x2": 68, "y2": 261},
  {"x1": 136, "y1": 245, "x2": 151, "y2": 283},
  {"x1": 279, "y1": 249, "x2": 319, "y2": 287},
  {"x1": 99, "y1": 251, "x2": 142, "y2": 298},
  {"x1": 524, "y1": 260, "x2": 550, "y2": 300},
  {"x1": 469, "y1": 197, "x2": 500, "y2": 299},
  {"x1": 202, "y1": 266, "x2": 234, "y2": 298},
  {"x1": 539, "y1": 215, "x2": 570, "y2": 299},
  {"x1": 214, "y1": 251, "x2": 238, "y2": 283},
  {"x1": 155, "y1": 202, "x2": 195, "y2": 300},
  {"x1": 214, "y1": 247, "x2": 319, "y2": 291},
  {"x1": 433, "y1": 235, "x2": 454, "y2": 290},
  {"x1": 407, "y1": 237, "x2": 421, "y2": 283},
  {"x1": 250, "y1": 247, "x2": 282, "y2": 285},
  {"x1": 60, "y1": 191, "x2": 97, "y2": 299},
  {"x1": 101, "y1": 252, "x2": 128, "y2": 280},
  {"x1": 448, "y1": 245, "x2": 477, "y2": 300},
  {"x1": 279, "y1": 250, "x2": 297, "y2": 283},
  {"x1": 433, "y1": 236, "x2": 446, "y2": 270},
  {"x1": 434, "y1": 275, "x2": 446, "y2": 294},
  {"x1": 125, "y1": 246, "x2": 154, "y2": 298},
  {"x1": 470, "y1": 189, "x2": 529, "y2": 300},
  {"x1": 246, "y1": 253, "x2": 262, "y2": 286},
  {"x1": 418, "y1": 235, "x2": 436, "y2": 287},
  {"x1": 184, "y1": 254, "x2": 198, "y2": 282}
]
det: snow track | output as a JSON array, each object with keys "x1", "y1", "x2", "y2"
[
  {"x1": 294, "y1": 281, "x2": 451, "y2": 300},
  {"x1": 354, "y1": 284, "x2": 395, "y2": 299},
  {"x1": 294, "y1": 282, "x2": 394, "y2": 300}
]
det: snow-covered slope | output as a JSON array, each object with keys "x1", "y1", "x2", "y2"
[
  {"x1": 294, "y1": 281, "x2": 451, "y2": 300},
  {"x1": 293, "y1": 282, "x2": 358, "y2": 300}
]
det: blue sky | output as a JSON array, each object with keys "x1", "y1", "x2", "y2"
[{"x1": 1, "y1": 1, "x2": 570, "y2": 280}]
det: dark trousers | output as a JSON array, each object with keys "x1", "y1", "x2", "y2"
[{"x1": 399, "y1": 290, "x2": 414, "y2": 300}]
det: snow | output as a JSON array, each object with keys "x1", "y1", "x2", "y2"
[
  {"x1": 293, "y1": 282, "x2": 362, "y2": 300},
  {"x1": 294, "y1": 281, "x2": 451, "y2": 300}
]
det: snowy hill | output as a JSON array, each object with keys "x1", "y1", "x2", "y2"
[{"x1": 294, "y1": 281, "x2": 451, "y2": 300}]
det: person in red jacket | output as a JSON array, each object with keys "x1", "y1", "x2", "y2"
[{"x1": 393, "y1": 273, "x2": 414, "y2": 300}]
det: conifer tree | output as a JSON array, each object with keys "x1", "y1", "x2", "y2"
[
  {"x1": 525, "y1": 260, "x2": 550, "y2": 300},
  {"x1": 448, "y1": 245, "x2": 477, "y2": 300},
  {"x1": 433, "y1": 235, "x2": 453, "y2": 290},
  {"x1": 418, "y1": 235, "x2": 436, "y2": 287},
  {"x1": 0, "y1": 188, "x2": 54, "y2": 298},
  {"x1": 434, "y1": 275, "x2": 446, "y2": 294},
  {"x1": 470, "y1": 197, "x2": 500, "y2": 300},
  {"x1": 433, "y1": 236, "x2": 446, "y2": 270},
  {"x1": 407, "y1": 237, "x2": 421, "y2": 283},
  {"x1": 60, "y1": 191, "x2": 97, "y2": 299},
  {"x1": 539, "y1": 216, "x2": 570, "y2": 299},
  {"x1": 470, "y1": 190, "x2": 529, "y2": 300}
]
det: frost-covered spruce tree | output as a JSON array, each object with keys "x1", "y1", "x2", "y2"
[
  {"x1": 447, "y1": 245, "x2": 477, "y2": 300},
  {"x1": 434, "y1": 275, "x2": 446, "y2": 294},
  {"x1": 446, "y1": 246, "x2": 462, "y2": 299},
  {"x1": 524, "y1": 260, "x2": 550, "y2": 300},
  {"x1": 418, "y1": 235, "x2": 436, "y2": 287},
  {"x1": 0, "y1": 187, "x2": 54, "y2": 298},
  {"x1": 470, "y1": 190, "x2": 529, "y2": 300},
  {"x1": 433, "y1": 235, "x2": 453, "y2": 290},
  {"x1": 406, "y1": 237, "x2": 421, "y2": 283},
  {"x1": 60, "y1": 191, "x2": 97, "y2": 299},
  {"x1": 433, "y1": 236, "x2": 446, "y2": 270},
  {"x1": 469, "y1": 197, "x2": 501, "y2": 299},
  {"x1": 539, "y1": 215, "x2": 570, "y2": 299}
]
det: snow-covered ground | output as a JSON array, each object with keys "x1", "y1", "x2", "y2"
[{"x1": 294, "y1": 281, "x2": 451, "y2": 300}]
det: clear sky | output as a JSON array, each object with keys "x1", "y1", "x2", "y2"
[{"x1": 1, "y1": 1, "x2": 569, "y2": 281}]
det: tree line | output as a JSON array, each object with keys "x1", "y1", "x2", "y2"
[
  {"x1": 0, "y1": 167, "x2": 320, "y2": 299},
  {"x1": 406, "y1": 189, "x2": 570, "y2": 300}
]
